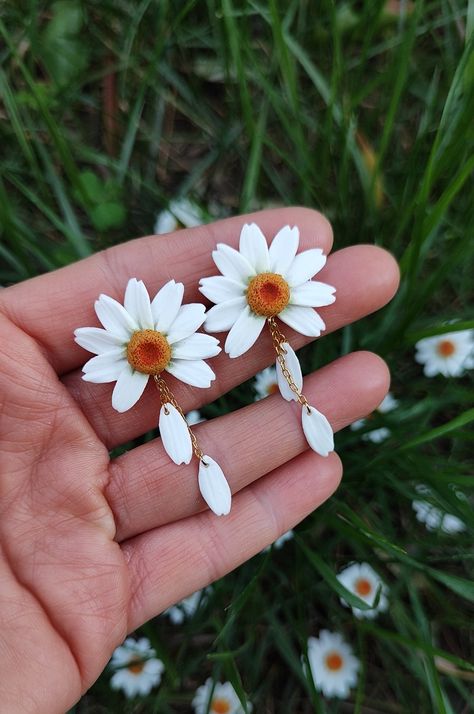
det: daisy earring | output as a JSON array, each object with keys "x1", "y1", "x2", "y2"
[
  {"x1": 74, "y1": 278, "x2": 232, "y2": 516},
  {"x1": 199, "y1": 223, "x2": 336, "y2": 457}
]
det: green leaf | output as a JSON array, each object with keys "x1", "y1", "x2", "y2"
[{"x1": 90, "y1": 202, "x2": 127, "y2": 231}]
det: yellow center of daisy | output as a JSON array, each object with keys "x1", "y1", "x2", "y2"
[
  {"x1": 355, "y1": 578, "x2": 372, "y2": 596},
  {"x1": 267, "y1": 382, "x2": 279, "y2": 395},
  {"x1": 325, "y1": 652, "x2": 344, "y2": 671},
  {"x1": 127, "y1": 657, "x2": 145, "y2": 675},
  {"x1": 437, "y1": 339, "x2": 456, "y2": 357},
  {"x1": 211, "y1": 698, "x2": 231, "y2": 714},
  {"x1": 246, "y1": 272, "x2": 290, "y2": 317},
  {"x1": 127, "y1": 329, "x2": 171, "y2": 375}
]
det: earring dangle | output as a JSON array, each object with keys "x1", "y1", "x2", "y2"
[
  {"x1": 74, "y1": 278, "x2": 232, "y2": 516},
  {"x1": 199, "y1": 223, "x2": 336, "y2": 457}
]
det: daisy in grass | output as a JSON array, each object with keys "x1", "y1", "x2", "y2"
[
  {"x1": 164, "y1": 588, "x2": 210, "y2": 625},
  {"x1": 154, "y1": 197, "x2": 204, "y2": 234},
  {"x1": 109, "y1": 637, "x2": 164, "y2": 699},
  {"x1": 412, "y1": 485, "x2": 466, "y2": 534},
  {"x1": 337, "y1": 562, "x2": 389, "y2": 619},
  {"x1": 186, "y1": 409, "x2": 206, "y2": 425},
  {"x1": 200, "y1": 223, "x2": 336, "y2": 457},
  {"x1": 306, "y1": 631, "x2": 360, "y2": 699},
  {"x1": 350, "y1": 392, "x2": 398, "y2": 443},
  {"x1": 192, "y1": 678, "x2": 252, "y2": 714},
  {"x1": 415, "y1": 329, "x2": 474, "y2": 377},
  {"x1": 253, "y1": 365, "x2": 279, "y2": 400}
]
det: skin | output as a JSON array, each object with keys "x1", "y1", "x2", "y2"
[{"x1": 0, "y1": 208, "x2": 399, "y2": 713}]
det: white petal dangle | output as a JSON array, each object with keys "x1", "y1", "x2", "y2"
[
  {"x1": 198, "y1": 456, "x2": 232, "y2": 516},
  {"x1": 302, "y1": 405, "x2": 334, "y2": 457},
  {"x1": 276, "y1": 342, "x2": 303, "y2": 401},
  {"x1": 159, "y1": 403, "x2": 193, "y2": 465}
]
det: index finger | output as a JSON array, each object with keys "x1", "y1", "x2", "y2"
[{"x1": 0, "y1": 208, "x2": 333, "y2": 374}]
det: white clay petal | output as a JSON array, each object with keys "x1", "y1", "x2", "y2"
[
  {"x1": 166, "y1": 304, "x2": 206, "y2": 343},
  {"x1": 198, "y1": 455, "x2": 232, "y2": 516},
  {"x1": 285, "y1": 249, "x2": 327, "y2": 286},
  {"x1": 268, "y1": 225, "x2": 300, "y2": 274},
  {"x1": 159, "y1": 403, "x2": 192, "y2": 465},
  {"x1": 204, "y1": 297, "x2": 247, "y2": 333},
  {"x1": 124, "y1": 278, "x2": 154, "y2": 329},
  {"x1": 212, "y1": 243, "x2": 255, "y2": 283},
  {"x1": 276, "y1": 342, "x2": 303, "y2": 401},
  {"x1": 302, "y1": 405, "x2": 334, "y2": 457},
  {"x1": 239, "y1": 223, "x2": 270, "y2": 273}
]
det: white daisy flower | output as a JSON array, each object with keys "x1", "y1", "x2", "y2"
[
  {"x1": 74, "y1": 278, "x2": 220, "y2": 413},
  {"x1": 109, "y1": 637, "x2": 164, "y2": 699},
  {"x1": 336, "y1": 562, "x2": 389, "y2": 619},
  {"x1": 350, "y1": 392, "x2": 398, "y2": 443},
  {"x1": 186, "y1": 409, "x2": 206, "y2": 425},
  {"x1": 306, "y1": 631, "x2": 360, "y2": 699},
  {"x1": 412, "y1": 485, "x2": 466, "y2": 534},
  {"x1": 263, "y1": 529, "x2": 294, "y2": 552},
  {"x1": 154, "y1": 197, "x2": 204, "y2": 234},
  {"x1": 200, "y1": 224, "x2": 335, "y2": 458},
  {"x1": 415, "y1": 329, "x2": 474, "y2": 377},
  {"x1": 253, "y1": 366, "x2": 279, "y2": 400},
  {"x1": 164, "y1": 588, "x2": 210, "y2": 624},
  {"x1": 192, "y1": 678, "x2": 251, "y2": 714},
  {"x1": 200, "y1": 223, "x2": 335, "y2": 359}
]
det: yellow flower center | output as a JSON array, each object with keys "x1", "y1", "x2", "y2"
[
  {"x1": 355, "y1": 578, "x2": 372, "y2": 596},
  {"x1": 437, "y1": 339, "x2": 456, "y2": 357},
  {"x1": 127, "y1": 329, "x2": 171, "y2": 375},
  {"x1": 267, "y1": 382, "x2": 279, "y2": 395},
  {"x1": 325, "y1": 652, "x2": 344, "y2": 671},
  {"x1": 212, "y1": 698, "x2": 231, "y2": 714},
  {"x1": 246, "y1": 272, "x2": 290, "y2": 317},
  {"x1": 127, "y1": 657, "x2": 145, "y2": 675}
]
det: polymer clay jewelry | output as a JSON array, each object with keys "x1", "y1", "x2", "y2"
[
  {"x1": 74, "y1": 278, "x2": 232, "y2": 516},
  {"x1": 199, "y1": 224, "x2": 336, "y2": 457}
]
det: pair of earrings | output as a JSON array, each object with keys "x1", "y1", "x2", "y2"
[{"x1": 74, "y1": 223, "x2": 336, "y2": 517}]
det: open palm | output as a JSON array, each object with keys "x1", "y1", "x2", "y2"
[{"x1": 0, "y1": 208, "x2": 399, "y2": 713}]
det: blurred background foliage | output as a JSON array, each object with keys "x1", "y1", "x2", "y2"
[{"x1": 0, "y1": 0, "x2": 473, "y2": 712}]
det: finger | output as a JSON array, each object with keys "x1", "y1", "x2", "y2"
[
  {"x1": 123, "y1": 448, "x2": 343, "y2": 630},
  {"x1": 65, "y1": 245, "x2": 399, "y2": 448},
  {"x1": 0, "y1": 207, "x2": 333, "y2": 373},
  {"x1": 109, "y1": 351, "x2": 389, "y2": 541}
]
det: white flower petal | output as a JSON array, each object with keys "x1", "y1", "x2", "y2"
[
  {"x1": 279, "y1": 304, "x2": 326, "y2": 336},
  {"x1": 166, "y1": 303, "x2": 206, "y2": 343},
  {"x1": 94, "y1": 294, "x2": 138, "y2": 341},
  {"x1": 302, "y1": 405, "x2": 334, "y2": 456},
  {"x1": 82, "y1": 350, "x2": 127, "y2": 383},
  {"x1": 151, "y1": 280, "x2": 184, "y2": 332},
  {"x1": 276, "y1": 342, "x2": 303, "y2": 401},
  {"x1": 172, "y1": 333, "x2": 221, "y2": 360},
  {"x1": 124, "y1": 278, "x2": 154, "y2": 329},
  {"x1": 159, "y1": 403, "x2": 192, "y2": 465},
  {"x1": 268, "y1": 225, "x2": 300, "y2": 274},
  {"x1": 74, "y1": 326, "x2": 125, "y2": 354},
  {"x1": 285, "y1": 249, "x2": 327, "y2": 286},
  {"x1": 199, "y1": 275, "x2": 244, "y2": 304},
  {"x1": 224, "y1": 305, "x2": 265, "y2": 358},
  {"x1": 204, "y1": 297, "x2": 247, "y2": 333},
  {"x1": 239, "y1": 223, "x2": 270, "y2": 273},
  {"x1": 198, "y1": 456, "x2": 232, "y2": 516},
  {"x1": 212, "y1": 243, "x2": 255, "y2": 283},
  {"x1": 154, "y1": 209, "x2": 178, "y2": 234},
  {"x1": 290, "y1": 280, "x2": 336, "y2": 307},
  {"x1": 111, "y1": 364, "x2": 149, "y2": 412},
  {"x1": 166, "y1": 359, "x2": 215, "y2": 388}
]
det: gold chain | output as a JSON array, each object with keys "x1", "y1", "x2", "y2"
[
  {"x1": 267, "y1": 317, "x2": 311, "y2": 413},
  {"x1": 153, "y1": 375, "x2": 206, "y2": 463}
]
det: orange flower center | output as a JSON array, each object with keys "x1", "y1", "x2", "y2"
[
  {"x1": 325, "y1": 652, "x2": 344, "y2": 671},
  {"x1": 267, "y1": 382, "x2": 279, "y2": 395},
  {"x1": 437, "y1": 339, "x2": 456, "y2": 357},
  {"x1": 246, "y1": 272, "x2": 290, "y2": 317},
  {"x1": 355, "y1": 578, "x2": 372, "y2": 596},
  {"x1": 212, "y1": 698, "x2": 231, "y2": 714},
  {"x1": 127, "y1": 657, "x2": 145, "y2": 675},
  {"x1": 127, "y1": 329, "x2": 171, "y2": 375}
]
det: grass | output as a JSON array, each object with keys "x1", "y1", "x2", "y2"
[{"x1": 1, "y1": 0, "x2": 473, "y2": 711}]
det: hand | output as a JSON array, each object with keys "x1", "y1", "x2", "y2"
[{"x1": 0, "y1": 208, "x2": 399, "y2": 713}]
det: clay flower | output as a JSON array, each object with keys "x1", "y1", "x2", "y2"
[
  {"x1": 200, "y1": 224, "x2": 336, "y2": 458},
  {"x1": 109, "y1": 637, "x2": 164, "y2": 698},
  {"x1": 337, "y1": 562, "x2": 389, "y2": 619},
  {"x1": 415, "y1": 329, "x2": 474, "y2": 377},
  {"x1": 306, "y1": 631, "x2": 360, "y2": 699},
  {"x1": 200, "y1": 223, "x2": 335, "y2": 358}
]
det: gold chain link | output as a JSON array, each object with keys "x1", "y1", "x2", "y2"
[
  {"x1": 267, "y1": 317, "x2": 311, "y2": 413},
  {"x1": 153, "y1": 375, "x2": 206, "y2": 463}
]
